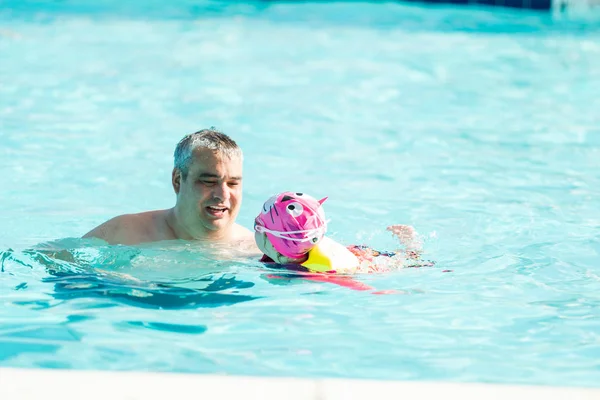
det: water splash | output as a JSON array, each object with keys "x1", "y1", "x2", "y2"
[{"x1": 0, "y1": 240, "x2": 262, "y2": 309}]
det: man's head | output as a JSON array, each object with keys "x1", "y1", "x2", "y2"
[{"x1": 172, "y1": 128, "x2": 243, "y2": 239}]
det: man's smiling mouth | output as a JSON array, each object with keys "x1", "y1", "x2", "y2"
[{"x1": 206, "y1": 205, "x2": 228, "y2": 217}]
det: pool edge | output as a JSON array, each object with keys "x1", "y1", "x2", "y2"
[{"x1": 1, "y1": 367, "x2": 599, "y2": 399}]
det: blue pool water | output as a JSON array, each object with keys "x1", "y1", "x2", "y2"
[{"x1": 1, "y1": 0, "x2": 600, "y2": 387}]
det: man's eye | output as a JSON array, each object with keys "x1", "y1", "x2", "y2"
[
  {"x1": 228, "y1": 182, "x2": 240, "y2": 187},
  {"x1": 199, "y1": 180, "x2": 217, "y2": 186}
]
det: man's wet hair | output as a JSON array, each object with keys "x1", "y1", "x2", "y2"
[{"x1": 174, "y1": 127, "x2": 243, "y2": 179}]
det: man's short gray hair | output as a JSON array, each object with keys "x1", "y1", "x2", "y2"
[{"x1": 174, "y1": 128, "x2": 243, "y2": 179}]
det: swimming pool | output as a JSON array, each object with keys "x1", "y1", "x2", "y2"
[{"x1": 1, "y1": 0, "x2": 600, "y2": 388}]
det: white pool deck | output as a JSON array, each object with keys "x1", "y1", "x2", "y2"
[{"x1": 1, "y1": 367, "x2": 599, "y2": 400}]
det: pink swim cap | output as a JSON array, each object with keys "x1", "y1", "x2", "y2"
[{"x1": 254, "y1": 192, "x2": 328, "y2": 259}]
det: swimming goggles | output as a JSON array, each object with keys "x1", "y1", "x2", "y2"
[{"x1": 253, "y1": 219, "x2": 329, "y2": 242}]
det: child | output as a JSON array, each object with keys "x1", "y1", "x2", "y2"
[{"x1": 254, "y1": 191, "x2": 428, "y2": 274}]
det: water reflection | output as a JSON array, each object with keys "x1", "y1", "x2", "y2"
[{"x1": 47, "y1": 272, "x2": 259, "y2": 309}]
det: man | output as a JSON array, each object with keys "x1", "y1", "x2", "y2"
[{"x1": 83, "y1": 128, "x2": 256, "y2": 248}]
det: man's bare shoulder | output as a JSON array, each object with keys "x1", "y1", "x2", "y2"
[
  {"x1": 230, "y1": 223, "x2": 254, "y2": 241},
  {"x1": 83, "y1": 210, "x2": 170, "y2": 245},
  {"x1": 229, "y1": 223, "x2": 260, "y2": 254}
]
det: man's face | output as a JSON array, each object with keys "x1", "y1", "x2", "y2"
[{"x1": 174, "y1": 148, "x2": 243, "y2": 238}]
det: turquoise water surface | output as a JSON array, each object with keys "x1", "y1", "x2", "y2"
[{"x1": 1, "y1": 0, "x2": 600, "y2": 387}]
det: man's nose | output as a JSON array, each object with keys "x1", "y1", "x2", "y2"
[{"x1": 213, "y1": 183, "x2": 230, "y2": 201}]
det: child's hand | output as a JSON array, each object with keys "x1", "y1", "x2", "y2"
[{"x1": 386, "y1": 224, "x2": 423, "y2": 256}]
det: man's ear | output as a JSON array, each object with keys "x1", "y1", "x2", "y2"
[{"x1": 172, "y1": 168, "x2": 181, "y2": 194}]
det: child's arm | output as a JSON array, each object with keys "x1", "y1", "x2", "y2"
[{"x1": 386, "y1": 224, "x2": 423, "y2": 259}]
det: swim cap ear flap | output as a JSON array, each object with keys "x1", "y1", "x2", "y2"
[{"x1": 318, "y1": 197, "x2": 328, "y2": 205}]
